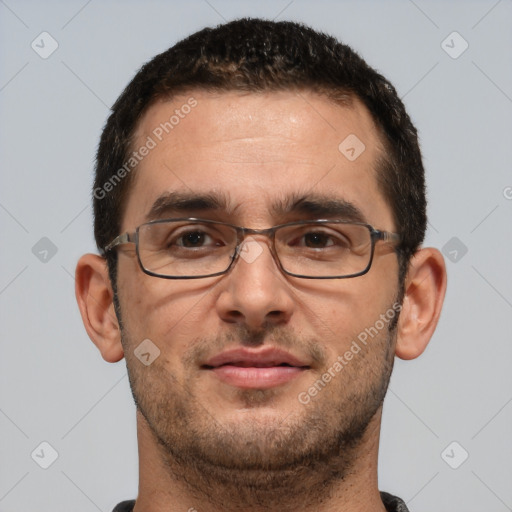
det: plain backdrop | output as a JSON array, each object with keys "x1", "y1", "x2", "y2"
[{"x1": 0, "y1": 1, "x2": 511, "y2": 511}]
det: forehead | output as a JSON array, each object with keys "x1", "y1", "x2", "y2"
[{"x1": 122, "y1": 90, "x2": 393, "y2": 230}]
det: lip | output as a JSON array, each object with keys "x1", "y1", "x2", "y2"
[{"x1": 202, "y1": 347, "x2": 310, "y2": 389}]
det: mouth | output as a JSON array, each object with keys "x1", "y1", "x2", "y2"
[{"x1": 202, "y1": 347, "x2": 310, "y2": 389}]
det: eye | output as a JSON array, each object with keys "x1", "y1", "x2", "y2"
[
  {"x1": 175, "y1": 230, "x2": 214, "y2": 248},
  {"x1": 302, "y1": 232, "x2": 335, "y2": 248},
  {"x1": 291, "y1": 228, "x2": 351, "y2": 250},
  {"x1": 166, "y1": 227, "x2": 224, "y2": 250}
]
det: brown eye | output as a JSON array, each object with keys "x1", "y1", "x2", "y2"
[
  {"x1": 303, "y1": 232, "x2": 333, "y2": 248},
  {"x1": 179, "y1": 231, "x2": 208, "y2": 247}
]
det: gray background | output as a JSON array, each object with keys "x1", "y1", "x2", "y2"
[{"x1": 1, "y1": 0, "x2": 511, "y2": 511}]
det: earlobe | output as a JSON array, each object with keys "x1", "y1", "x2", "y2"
[
  {"x1": 75, "y1": 254, "x2": 125, "y2": 363},
  {"x1": 395, "y1": 248, "x2": 447, "y2": 360}
]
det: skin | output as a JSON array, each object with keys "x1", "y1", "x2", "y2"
[{"x1": 76, "y1": 90, "x2": 447, "y2": 512}]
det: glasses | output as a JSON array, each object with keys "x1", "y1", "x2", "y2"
[{"x1": 102, "y1": 218, "x2": 401, "y2": 280}]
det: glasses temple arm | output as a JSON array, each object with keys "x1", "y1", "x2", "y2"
[
  {"x1": 376, "y1": 231, "x2": 401, "y2": 244},
  {"x1": 102, "y1": 232, "x2": 135, "y2": 254}
]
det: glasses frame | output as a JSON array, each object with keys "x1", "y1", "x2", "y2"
[{"x1": 102, "y1": 217, "x2": 401, "y2": 280}]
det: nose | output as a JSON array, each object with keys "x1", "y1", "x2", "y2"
[{"x1": 215, "y1": 236, "x2": 296, "y2": 331}]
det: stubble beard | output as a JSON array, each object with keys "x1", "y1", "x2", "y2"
[{"x1": 120, "y1": 309, "x2": 398, "y2": 511}]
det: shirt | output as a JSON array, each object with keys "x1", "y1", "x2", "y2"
[{"x1": 112, "y1": 491, "x2": 410, "y2": 511}]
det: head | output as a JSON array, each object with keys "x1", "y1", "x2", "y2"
[
  {"x1": 76, "y1": 18, "x2": 446, "y2": 508},
  {"x1": 94, "y1": 18, "x2": 426, "y2": 293}
]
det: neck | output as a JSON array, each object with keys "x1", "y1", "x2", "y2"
[{"x1": 133, "y1": 409, "x2": 388, "y2": 512}]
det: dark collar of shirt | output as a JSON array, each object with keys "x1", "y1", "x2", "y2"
[{"x1": 112, "y1": 491, "x2": 410, "y2": 511}]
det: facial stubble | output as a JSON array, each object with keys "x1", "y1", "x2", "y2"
[{"x1": 119, "y1": 306, "x2": 398, "y2": 510}]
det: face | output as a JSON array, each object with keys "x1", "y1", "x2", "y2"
[{"x1": 115, "y1": 90, "x2": 400, "y2": 487}]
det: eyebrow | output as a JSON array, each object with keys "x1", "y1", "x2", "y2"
[
  {"x1": 271, "y1": 192, "x2": 367, "y2": 223},
  {"x1": 145, "y1": 191, "x2": 367, "y2": 224}
]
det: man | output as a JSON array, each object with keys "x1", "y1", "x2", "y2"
[{"x1": 75, "y1": 18, "x2": 446, "y2": 512}]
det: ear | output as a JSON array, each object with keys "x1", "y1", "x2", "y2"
[
  {"x1": 395, "y1": 247, "x2": 447, "y2": 360},
  {"x1": 75, "y1": 254, "x2": 124, "y2": 363}
]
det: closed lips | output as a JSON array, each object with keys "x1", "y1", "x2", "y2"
[
  {"x1": 202, "y1": 348, "x2": 310, "y2": 369},
  {"x1": 201, "y1": 348, "x2": 310, "y2": 389}
]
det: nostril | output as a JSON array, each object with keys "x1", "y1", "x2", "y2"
[{"x1": 225, "y1": 310, "x2": 244, "y2": 322}]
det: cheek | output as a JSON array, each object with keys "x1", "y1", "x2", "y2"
[
  {"x1": 118, "y1": 266, "x2": 218, "y2": 353},
  {"x1": 298, "y1": 275, "x2": 398, "y2": 357}
]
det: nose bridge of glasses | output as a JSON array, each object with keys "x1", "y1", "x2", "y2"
[
  {"x1": 240, "y1": 225, "x2": 276, "y2": 240},
  {"x1": 233, "y1": 226, "x2": 280, "y2": 267},
  {"x1": 238, "y1": 226, "x2": 279, "y2": 250}
]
